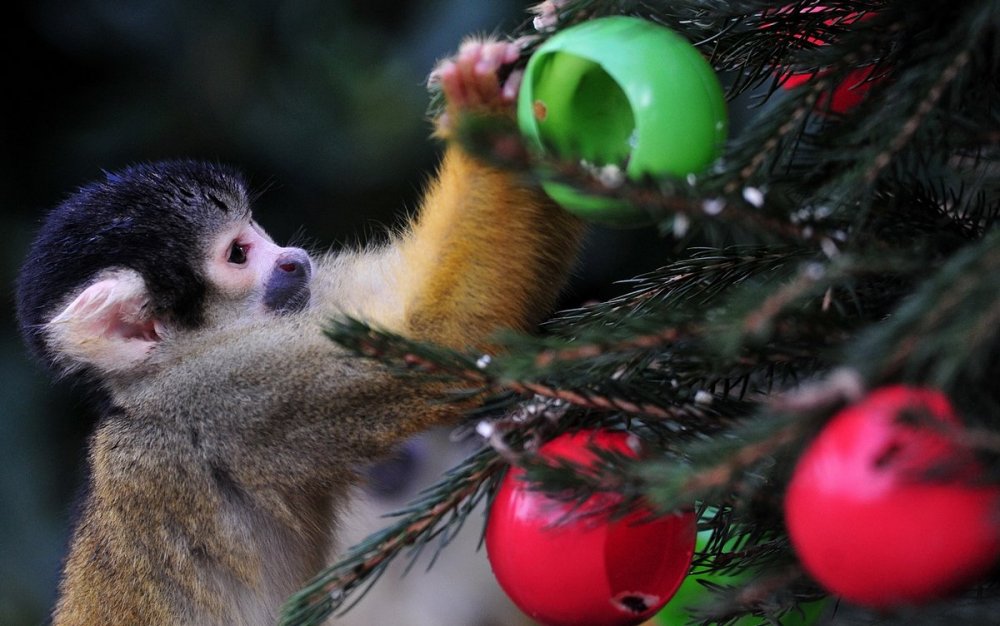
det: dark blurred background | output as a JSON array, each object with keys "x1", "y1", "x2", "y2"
[{"x1": 0, "y1": 2, "x2": 671, "y2": 623}]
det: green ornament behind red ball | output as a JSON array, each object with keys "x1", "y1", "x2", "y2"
[
  {"x1": 785, "y1": 385, "x2": 1000, "y2": 609},
  {"x1": 654, "y1": 528, "x2": 829, "y2": 625},
  {"x1": 485, "y1": 429, "x2": 697, "y2": 626},
  {"x1": 517, "y1": 16, "x2": 728, "y2": 226}
]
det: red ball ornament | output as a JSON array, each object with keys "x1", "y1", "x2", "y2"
[
  {"x1": 785, "y1": 385, "x2": 1000, "y2": 609},
  {"x1": 486, "y1": 430, "x2": 696, "y2": 626},
  {"x1": 767, "y1": 5, "x2": 881, "y2": 114},
  {"x1": 781, "y1": 65, "x2": 878, "y2": 115}
]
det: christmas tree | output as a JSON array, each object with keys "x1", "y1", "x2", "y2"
[{"x1": 281, "y1": 1, "x2": 1000, "y2": 624}]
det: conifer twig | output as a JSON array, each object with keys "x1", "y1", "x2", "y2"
[
  {"x1": 279, "y1": 450, "x2": 504, "y2": 625},
  {"x1": 506, "y1": 380, "x2": 709, "y2": 421},
  {"x1": 866, "y1": 48, "x2": 971, "y2": 183},
  {"x1": 679, "y1": 420, "x2": 802, "y2": 496}
]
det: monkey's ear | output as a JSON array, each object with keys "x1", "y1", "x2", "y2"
[{"x1": 45, "y1": 269, "x2": 163, "y2": 375}]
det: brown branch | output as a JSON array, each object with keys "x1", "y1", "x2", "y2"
[
  {"x1": 724, "y1": 80, "x2": 822, "y2": 196},
  {"x1": 533, "y1": 327, "x2": 684, "y2": 366},
  {"x1": 866, "y1": 48, "x2": 971, "y2": 183},
  {"x1": 310, "y1": 457, "x2": 503, "y2": 602},
  {"x1": 681, "y1": 421, "x2": 802, "y2": 495},
  {"x1": 506, "y1": 380, "x2": 708, "y2": 421},
  {"x1": 743, "y1": 263, "x2": 826, "y2": 336}
]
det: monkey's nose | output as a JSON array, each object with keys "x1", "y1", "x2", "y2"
[
  {"x1": 265, "y1": 248, "x2": 313, "y2": 315},
  {"x1": 276, "y1": 249, "x2": 312, "y2": 279}
]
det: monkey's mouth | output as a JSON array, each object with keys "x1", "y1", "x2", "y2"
[{"x1": 270, "y1": 284, "x2": 311, "y2": 314}]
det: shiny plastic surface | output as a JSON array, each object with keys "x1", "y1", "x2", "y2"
[
  {"x1": 517, "y1": 16, "x2": 728, "y2": 225},
  {"x1": 486, "y1": 430, "x2": 696, "y2": 626},
  {"x1": 785, "y1": 386, "x2": 1000, "y2": 608}
]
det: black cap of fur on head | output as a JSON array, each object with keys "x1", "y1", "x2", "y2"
[{"x1": 16, "y1": 160, "x2": 250, "y2": 367}]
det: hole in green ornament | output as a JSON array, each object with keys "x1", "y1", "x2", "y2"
[{"x1": 529, "y1": 51, "x2": 635, "y2": 168}]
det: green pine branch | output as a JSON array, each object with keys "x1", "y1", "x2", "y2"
[
  {"x1": 846, "y1": 228, "x2": 1000, "y2": 419},
  {"x1": 280, "y1": 447, "x2": 506, "y2": 625},
  {"x1": 285, "y1": 1, "x2": 1000, "y2": 623}
]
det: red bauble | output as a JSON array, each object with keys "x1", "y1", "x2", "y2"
[
  {"x1": 781, "y1": 65, "x2": 878, "y2": 115},
  {"x1": 486, "y1": 430, "x2": 696, "y2": 626},
  {"x1": 768, "y1": 5, "x2": 881, "y2": 114},
  {"x1": 785, "y1": 386, "x2": 1000, "y2": 609}
]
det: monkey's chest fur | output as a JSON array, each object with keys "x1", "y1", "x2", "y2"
[
  {"x1": 67, "y1": 414, "x2": 347, "y2": 625},
  {"x1": 55, "y1": 327, "x2": 413, "y2": 625}
]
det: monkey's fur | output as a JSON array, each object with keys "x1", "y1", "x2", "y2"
[{"x1": 17, "y1": 40, "x2": 583, "y2": 625}]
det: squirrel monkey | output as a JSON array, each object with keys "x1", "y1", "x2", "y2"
[{"x1": 16, "y1": 39, "x2": 583, "y2": 625}]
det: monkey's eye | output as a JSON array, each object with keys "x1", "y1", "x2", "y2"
[{"x1": 227, "y1": 242, "x2": 248, "y2": 265}]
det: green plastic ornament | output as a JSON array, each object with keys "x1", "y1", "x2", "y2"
[
  {"x1": 517, "y1": 16, "x2": 728, "y2": 226},
  {"x1": 654, "y1": 530, "x2": 828, "y2": 625}
]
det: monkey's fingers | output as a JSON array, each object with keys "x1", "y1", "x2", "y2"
[
  {"x1": 531, "y1": 0, "x2": 569, "y2": 32},
  {"x1": 432, "y1": 37, "x2": 522, "y2": 137},
  {"x1": 448, "y1": 38, "x2": 520, "y2": 109},
  {"x1": 501, "y1": 69, "x2": 523, "y2": 104}
]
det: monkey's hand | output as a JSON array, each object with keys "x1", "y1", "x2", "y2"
[
  {"x1": 326, "y1": 36, "x2": 582, "y2": 350},
  {"x1": 386, "y1": 35, "x2": 583, "y2": 350},
  {"x1": 428, "y1": 38, "x2": 523, "y2": 139}
]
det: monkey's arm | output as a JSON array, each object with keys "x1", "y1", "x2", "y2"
[
  {"x1": 321, "y1": 39, "x2": 585, "y2": 349},
  {"x1": 397, "y1": 146, "x2": 583, "y2": 347}
]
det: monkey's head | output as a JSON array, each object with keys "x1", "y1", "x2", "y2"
[{"x1": 17, "y1": 160, "x2": 313, "y2": 379}]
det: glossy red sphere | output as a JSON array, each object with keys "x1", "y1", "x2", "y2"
[
  {"x1": 785, "y1": 386, "x2": 1000, "y2": 608},
  {"x1": 486, "y1": 430, "x2": 696, "y2": 626},
  {"x1": 781, "y1": 65, "x2": 878, "y2": 114},
  {"x1": 768, "y1": 5, "x2": 881, "y2": 114}
]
